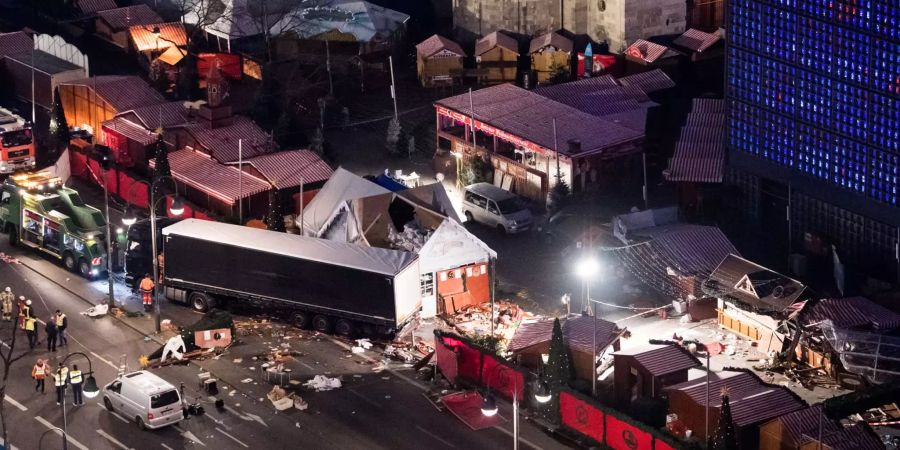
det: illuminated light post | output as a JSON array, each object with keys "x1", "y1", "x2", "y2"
[{"x1": 576, "y1": 257, "x2": 600, "y2": 397}]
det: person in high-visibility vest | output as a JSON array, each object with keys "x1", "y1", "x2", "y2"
[
  {"x1": 54, "y1": 366, "x2": 69, "y2": 406},
  {"x1": 18, "y1": 297, "x2": 30, "y2": 329},
  {"x1": 32, "y1": 358, "x2": 49, "y2": 394},
  {"x1": 69, "y1": 364, "x2": 84, "y2": 406},
  {"x1": 24, "y1": 316, "x2": 36, "y2": 349},
  {"x1": 55, "y1": 310, "x2": 68, "y2": 346},
  {"x1": 140, "y1": 275, "x2": 154, "y2": 311},
  {"x1": 1, "y1": 287, "x2": 14, "y2": 321}
]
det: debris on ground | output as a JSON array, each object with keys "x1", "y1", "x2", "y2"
[
  {"x1": 82, "y1": 304, "x2": 109, "y2": 317},
  {"x1": 442, "y1": 301, "x2": 533, "y2": 342},
  {"x1": 383, "y1": 344, "x2": 414, "y2": 362},
  {"x1": 304, "y1": 375, "x2": 342, "y2": 392},
  {"x1": 293, "y1": 396, "x2": 308, "y2": 411},
  {"x1": 356, "y1": 339, "x2": 373, "y2": 350}
]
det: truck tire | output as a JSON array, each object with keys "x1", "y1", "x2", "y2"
[
  {"x1": 190, "y1": 292, "x2": 215, "y2": 312},
  {"x1": 335, "y1": 319, "x2": 355, "y2": 337},
  {"x1": 78, "y1": 259, "x2": 92, "y2": 279},
  {"x1": 63, "y1": 252, "x2": 76, "y2": 272},
  {"x1": 291, "y1": 311, "x2": 311, "y2": 329},
  {"x1": 312, "y1": 315, "x2": 332, "y2": 333}
]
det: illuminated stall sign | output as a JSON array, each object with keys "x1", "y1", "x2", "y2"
[{"x1": 436, "y1": 106, "x2": 551, "y2": 156}]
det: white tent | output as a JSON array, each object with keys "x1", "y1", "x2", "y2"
[
  {"x1": 419, "y1": 219, "x2": 495, "y2": 274},
  {"x1": 297, "y1": 167, "x2": 389, "y2": 236}
]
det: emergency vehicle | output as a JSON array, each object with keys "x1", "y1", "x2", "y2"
[
  {"x1": 0, "y1": 172, "x2": 107, "y2": 278},
  {"x1": 0, "y1": 107, "x2": 36, "y2": 174}
]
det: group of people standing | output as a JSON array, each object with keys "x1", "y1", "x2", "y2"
[{"x1": 3, "y1": 287, "x2": 81, "y2": 405}]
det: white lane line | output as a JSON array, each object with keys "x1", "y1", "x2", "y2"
[
  {"x1": 215, "y1": 427, "x2": 249, "y2": 448},
  {"x1": 415, "y1": 425, "x2": 456, "y2": 448},
  {"x1": 89, "y1": 351, "x2": 118, "y2": 370},
  {"x1": 161, "y1": 444, "x2": 175, "y2": 450},
  {"x1": 4, "y1": 395, "x2": 27, "y2": 411},
  {"x1": 34, "y1": 416, "x2": 90, "y2": 450},
  {"x1": 0, "y1": 437, "x2": 21, "y2": 450},
  {"x1": 174, "y1": 425, "x2": 206, "y2": 447},
  {"x1": 299, "y1": 361, "x2": 316, "y2": 370},
  {"x1": 96, "y1": 429, "x2": 133, "y2": 450},
  {"x1": 97, "y1": 403, "x2": 129, "y2": 423}
]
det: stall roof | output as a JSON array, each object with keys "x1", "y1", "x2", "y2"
[
  {"x1": 417, "y1": 34, "x2": 465, "y2": 58},
  {"x1": 625, "y1": 39, "x2": 677, "y2": 64},
  {"x1": 163, "y1": 218, "x2": 417, "y2": 276},
  {"x1": 233, "y1": 149, "x2": 333, "y2": 190},
  {"x1": 529, "y1": 31, "x2": 572, "y2": 54},
  {"x1": 129, "y1": 22, "x2": 187, "y2": 51},
  {"x1": 762, "y1": 405, "x2": 840, "y2": 449},
  {"x1": 77, "y1": 0, "x2": 116, "y2": 14},
  {"x1": 613, "y1": 344, "x2": 701, "y2": 377},
  {"x1": 706, "y1": 254, "x2": 805, "y2": 313},
  {"x1": 63, "y1": 76, "x2": 165, "y2": 112},
  {"x1": 297, "y1": 167, "x2": 390, "y2": 234},
  {"x1": 812, "y1": 423, "x2": 885, "y2": 450},
  {"x1": 0, "y1": 31, "x2": 32, "y2": 60},
  {"x1": 396, "y1": 182, "x2": 461, "y2": 224},
  {"x1": 802, "y1": 297, "x2": 900, "y2": 331},
  {"x1": 149, "y1": 148, "x2": 271, "y2": 204},
  {"x1": 508, "y1": 315, "x2": 621, "y2": 355},
  {"x1": 666, "y1": 370, "x2": 806, "y2": 427},
  {"x1": 418, "y1": 219, "x2": 496, "y2": 273},
  {"x1": 183, "y1": 116, "x2": 272, "y2": 163},
  {"x1": 673, "y1": 28, "x2": 722, "y2": 53},
  {"x1": 618, "y1": 69, "x2": 677, "y2": 93},
  {"x1": 476, "y1": 31, "x2": 518, "y2": 56},
  {"x1": 120, "y1": 101, "x2": 190, "y2": 129},
  {"x1": 96, "y1": 5, "x2": 162, "y2": 31},
  {"x1": 5, "y1": 50, "x2": 83, "y2": 75},
  {"x1": 102, "y1": 117, "x2": 156, "y2": 145}
]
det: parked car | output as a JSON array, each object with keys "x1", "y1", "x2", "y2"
[
  {"x1": 103, "y1": 371, "x2": 183, "y2": 430},
  {"x1": 462, "y1": 183, "x2": 533, "y2": 234}
]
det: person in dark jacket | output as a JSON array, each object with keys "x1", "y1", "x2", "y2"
[{"x1": 45, "y1": 317, "x2": 58, "y2": 352}]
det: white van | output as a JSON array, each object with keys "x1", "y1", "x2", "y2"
[
  {"x1": 103, "y1": 371, "x2": 183, "y2": 430},
  {"x1": 462, "y1": 183, "x2": 533, "y2": 234}
]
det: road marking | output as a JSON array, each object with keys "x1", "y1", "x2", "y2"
[
  {"x1": 34, "y1": 416, "x2": 90, "y2": 450},
  {"x1": 299, "y1": 361, "x2": 316, "y2": 370},
  {"x1": 96, "y1": 429, "x2": 133, "y2": 449},
  {"x1": 415, "y1": 425, "x2": 456, "y2": 448},
  {"x1": 89, "y1": 351, "x2": 118, "y2": 370},
  {"x1": 174, "y1": 425, "x2": 206, "y2": 447},
  {"x1": 97, "y1": 403, "x2": 129, "y2": 423},
  {"x1": 4, "y1": 395, "x2": 27, "y2": 411},
  {"x1": 216, "y1": 427, "x2": 248, "y2": 448},
  {"x1": 224, "y1": 406, "x2": 268, "y2": 428},
  {"x1": 0, "y1": 437, "x2": 20, "y2": 450},
  {"x1": 348, "y1": 389, "x2": 381, "y2": 408},
  {"x1": 161, "y1": 444, "x2": 175, "y2": 450},
  {"x1": 492, "y1": 424, "x2": 541, "y2": 450}
]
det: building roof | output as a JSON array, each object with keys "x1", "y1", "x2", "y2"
[
  {"x1": 418, "y1": 219, "x2": 496, "y2": 273},
  {"x1": 763, "y1": 405, "x2": 841, "y2": 449},
  {"x1": 101, "y1": 117, "x2": 157, "y2": 145},
  {"x1": 150, "y1": 148, "x2": 271, "y2": 204},
  {"x1": 163, "y1": 219, "x2": 417, "y2": 277},
  {"x1": 128, "y1": 22, "x2": 187, "y2": 52},
  {"x1": 801, "y1": 297, "x2": 900, "y2": 331},
  {"x1": 5, "y1": 50, "x2": 83, "y2": 75},
  {"x1": 613, "y1": 344, "x2": 702, "y2": 376},
  {"x1": 706, "y1": 254, "x2": 806, "y2": 313},
  {"x1": 183, "y1": 116, "x2": 272, "y2": 163},
  {"x1": 77, "y1": 0, "x2": 117, "y2": 13},
  {"x1": 120, "y1": 101, "x2": 191, "y2": 129},
  {"x1": 416, "y1": 34, "x2": 465, "y2": 58},
  {"x1": 529, "y1": 31, "x2": 572, "y2": 54},
  {"x1": 235, "y1": 150, "x2": 333, "y2": 190},
  {"x1": 62, "y1": 76, "x2": 165, "y2": 112},
  {"x1": 666, "y1": 371, "x2": 807, "y2": 427},
  {"x1": 625, "y1": 39, "x2": 677, "y2": 64},
  {"x1": 665, "y1": 98, "x2": 725, "y2": 183},
  {"x1": 618, "y1": 69, "x2": 677, "y2": 93},
  {"x1": 475, "y1": 31, "x2": 518, "y2": 56},
  {"x1": 508, "y1": 315, "x2": 621, "y2": 355},
  {"x1": 0, "y1": 31, "x2": 32, "y2": 60},
  {"x1": 96, "y1": 5, "x2": 163, "y2": 31},
  {"x1": 297, "y1": 167, "x2": 390, "y2": 234},
  {"x1": 673, "y1": 28, "x2": 722, "y2": 53},
  {"x1": 157, "y1": 45, "x2": 185, "y2": 65},
  {"x1": 396, "y1": 182, "x2": 462, "y2": 223},
  {"x1": 435, "y1": 83, "x2": 642, "y2": 157},
  {"x1": 271, "y1": 0, "x2": 410, "y2": 43},
  {"x1": 811, "y1": 423, "x2": 885, "y2": 450}
]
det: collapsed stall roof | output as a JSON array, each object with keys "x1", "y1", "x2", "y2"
[
  {"x1": 162, "y1": 219, "x2": 417, "y2": 276},
  {"x1": 801, "y1": 297, "x2": 900, "y2": 331},
  {"x1": 297, "y1": 167, "x2": 390, "y2": 235},
  {"x1": 705, "y1": 254, "x2": 806, "y2": 313}
]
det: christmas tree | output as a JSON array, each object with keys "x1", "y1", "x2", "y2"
[
  {"x1": 45, "y1": 87, "x2": 69, "y2": 164},
  {"x1": 710, "y1": 388, "x2": 739, "y2": 450},
  {"x1": 266, "y1": 188, "x2": 286, "y2": 232},
  {"x1": 152, "y1": 133, "x2": 171, "y2": 216},
  {"x1": 545, "y1": 318, "x2": 573, "y2": 388}
]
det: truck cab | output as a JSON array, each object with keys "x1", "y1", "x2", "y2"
[
  {"x1": 0, "y1": 173, "x2": 107, "y2": 278},
  {"x1": 0, "y1": 107, "x2": 36, "y2": 174},
  {"x1": 124, "y1": 217, "x2": 179, "y2": 288}
]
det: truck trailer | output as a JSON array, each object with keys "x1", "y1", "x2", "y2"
[{"x1": 161, "y1": 219, "x2": 421, "y2": 336}]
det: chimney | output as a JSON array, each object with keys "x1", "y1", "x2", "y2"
[{"x1": 567, "y1": 138, "x2": 581, "y2": 154}]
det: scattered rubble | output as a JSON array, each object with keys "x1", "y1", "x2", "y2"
[
  {"x1": 304, "y1": 375, "x2": 342, "y2": 392},
  {"x1": 81, "y1": 304, "x2": 109, "y2": 317}
]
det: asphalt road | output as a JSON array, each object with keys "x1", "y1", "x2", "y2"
[{"x1": 0, "y1": 239, "x2": 568, "y2": 450}]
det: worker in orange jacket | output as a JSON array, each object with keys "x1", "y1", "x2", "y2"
[
  {"x1": 32, "y1": 358, "x2": 49, "y2": 394},
  {"x1": 140, "y1": 274, "x2": 154, "y2": 312}
]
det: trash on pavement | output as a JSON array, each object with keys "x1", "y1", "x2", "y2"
[
  {"x1": 267, "y1": 386, "x2": 287, "y2": 402},
  {"x1": 82, "y1": 304, "x2": 109, "y2": 317},
  {"x1": 304, "y1": 375, "x2": 342, "y2": 392},
  {"x1": 351, "y1": 346, "x2": 365, "y2": 354},
  {"x1": 241, "y1": 378, "x2": 253, "y2": 384},
  {"x1": 355, "y1": 339, "x2": 373, "y2": 350},
  {"x1": 293, "y1": 396, "x2": 308, "y2": 411}
]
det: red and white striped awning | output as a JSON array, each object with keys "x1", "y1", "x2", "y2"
[
  {"x1": 232, "y1": 150, "x2": 333, "y2": 190},
  {"x1": 150, "y1": 148, "x2": 271, "y2": 204},
  {"x1": 101, "y1": 117, "x2": 156, "y2": 146}
]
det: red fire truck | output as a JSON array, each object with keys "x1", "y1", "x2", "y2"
[{"x1": 0, "y1": 107, "x2": 36, "y2": 174}]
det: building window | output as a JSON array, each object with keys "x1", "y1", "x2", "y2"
[
  {"x1": 597, "y1": 0, "x2": 605, "y2": 12},
  {"x1": 420, "y1": 273, "x2": 434, "y2": 297}
]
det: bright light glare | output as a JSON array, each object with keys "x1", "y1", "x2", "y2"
[{"x1": 576, "y1": 258, "x2": 600, "y2": 278}]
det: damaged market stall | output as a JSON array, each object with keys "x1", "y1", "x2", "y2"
[{"x1": 147, "y1": 309, "x2": 236, "y2": 365}]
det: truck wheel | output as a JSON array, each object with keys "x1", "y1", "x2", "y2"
[
  {"x1": 464, "y1": 211, "x2": 474, "y2": 223},
  {"x1": 335, "y1": 319, "x2": 355, "y2": 337},
  {"x1": 190, "y1": 292, "x2": 214, "y2": 312},
  {"x1": 291, "y1": 311, "x2": 311, "y2": 329},
  {"x1": 312, "y1": 315, "x2": 332, "y2": 333},
  {"x1": 63, "y1": 253, "x2": 76, "y2": 272},
  {"x1": 78, "y1": 259, "x2": 92, "y2": 279}
]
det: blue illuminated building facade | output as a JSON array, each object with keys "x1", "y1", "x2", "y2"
[{"x1": 727, "y1": 0, "x2": 900, "y2": 280}]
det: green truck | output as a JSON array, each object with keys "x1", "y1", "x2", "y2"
[{"x1": 0, "y1": 172, "x2": 108, "y2": 278}]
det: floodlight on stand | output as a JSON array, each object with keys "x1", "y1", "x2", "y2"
[
  {"x1": 576, "y1": 257, "x2": 600, "y2": 279},
  {"x1": 82, "y1": 375, "x2": 99, "y2": 398},
  {"x1": 481, "y1": 394, "x2": 498, "y2": 417},
  {"x1": 122, "y1": 207, "x2": 137, "y2": 226},
  {"x1": 534, "y1": 381, "x2": 552, "y2": 404},
  {"x1": 169, "y1": 197, "x2": 185, "y2": 216}
]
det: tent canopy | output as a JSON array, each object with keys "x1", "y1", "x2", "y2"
[
  {"x1": 418, "y1": 219, "x2": 496, "y2": 273},
  {"x1": 297, "y1": 167, "x2": 390, "y2": 235}
]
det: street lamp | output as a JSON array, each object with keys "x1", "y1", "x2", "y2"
[
  {"x1": 695, "y1": 342, "x2": 713, "y2": 444},
  {"x1": 122, "y1": 176, "x2": 184, "y2": 333},
  {"x1": 56, "y1": 352, "x2": 99, "y2": 450},
  {"x1": 480, "y1": 368, "x2": 553, "y2": 450},
  {"x1": 534, "y1": 381, "x2": 552, "y2": 404},
  {"x1": 576, "y1": 257, "x2": 601, "y2": 397}
]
